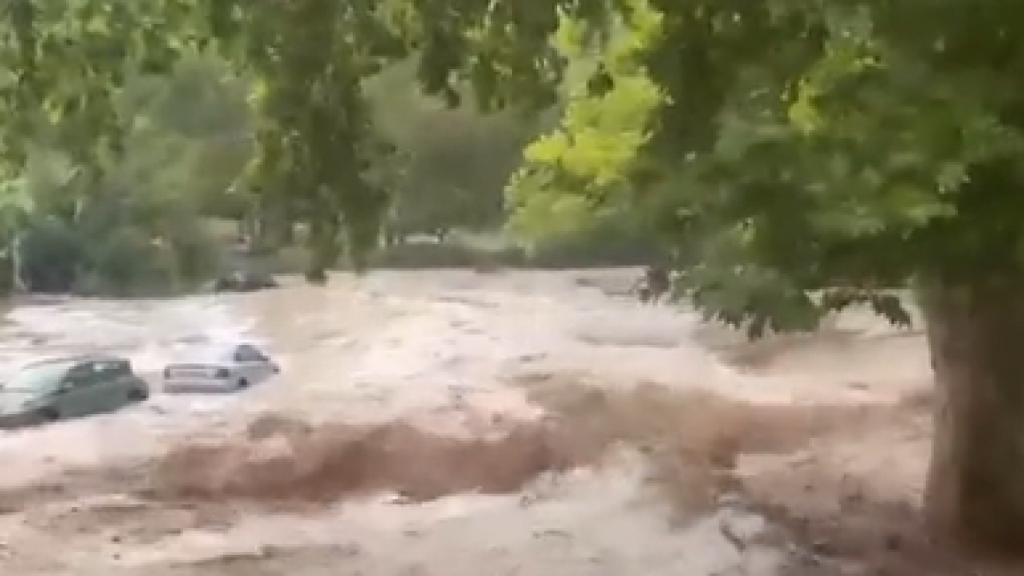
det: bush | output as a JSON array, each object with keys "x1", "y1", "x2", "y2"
[
  {"x1": 365, "y1": 220, "x2": 656, "y2": 270},
  {"x1": 527, "y1": 232, "x2": 654, "y2": 268},
  {"x1": 0, "y1": 252, "x2": 14, "y2": 293},
  {"x1": 18, "y1": 218, "x2": 86, "y2": 293},
  {"x1": 216, "y1": 219, "x2": 660, "y2": 277},
  {"x1": 14, "y1": 217, "x2": 222, "y2": 297},
  {"x1": 370, "y1": 241, "x2": 526, "y2": 269},
  {"x1": 77, "y1": 227, "x2": 172, "y2": 296},
  {"x1": 167, "y1": 226, "x2": 222, "y2": 282},
  {"x1": 257, "y1": 233, "x2": 653, "y2": 274}
]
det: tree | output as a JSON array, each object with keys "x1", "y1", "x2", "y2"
[
  {"x1": 365, "y1": 62, "x2": 535, "y2": 243},
  {"x1": 221, "y1": 0, "x2": 398, "y2": 275},
  {"x1": 0, "y1": 8, "x2": 234, "y2": 294},
  {"x1": 382, "y1": 107, "x2": 528, "y2": 242},
  {"x1": 501, "y1": 0, "x2": 1024, "y2": 558},
  {"x1": 363, "y1": 0, "x2": 1023, "y2": 559},
  {"x1": 0, "y1": 0, "x2": 396, "y2": 278},
  {"x1": 120, "y1": 54, "x2": 254, "y2": 223}
]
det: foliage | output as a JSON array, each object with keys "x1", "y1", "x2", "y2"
[
  {"x1": 259, "y1": 232, "x2": 653, "y2": 273},
  {"x1": 0, "y1": 0, "x2": 646, "y2": 285},
  {"x1": 0, "y1": 21, "x2": 235, "y2": 295},
  {"x1": 421, "y1": 0, "x2": 1021, "y2": 337},
  {"x1": 364, "y1": 61, "x2": 538, "y2": 242},
  {"x1": 7, "y1": 0, "x2": 1017, "y2": 314},
  {"x1": 12, "y1": 163, "x2": 222, "y2": 295},
  {"x1": 119, "y1": 54, "x2": 253, "y2": 221},
  {"x1": 216, "y1": 0, "x2": 396, "y2": 273},
  {"x1": 0, "y1": 0, "x2": 603, "y2": 279}
]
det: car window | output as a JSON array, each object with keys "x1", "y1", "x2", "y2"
[
  {"x1": 4, "y1": 362, "x2": 72, "y2": 393},
  {"x1": 234, "y1": 345, "x2": 267, "y2": 362},
  {"x1": 62, "y1": 364, "x2": 97, "y2": 388},
  {"x1": 92, "y1": 360, "x2": 130, "y2": 378}
]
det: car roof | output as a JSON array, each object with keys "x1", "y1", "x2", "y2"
[
  {"x1": 180, "y1": 342, "x2": 261, "y2": 363},
  {"x1": 23, "y1": 354, "x2": 126, "y2": 370}
]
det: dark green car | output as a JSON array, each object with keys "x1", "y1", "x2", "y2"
[{"x1": 0, "y1": 355, "x2": 150, "y2": 429}]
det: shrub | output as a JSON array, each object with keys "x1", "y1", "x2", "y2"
[
  {"x1": 369, "y1": 241, "x2": 526, "y2": 269},
  {"x1": 17, "y1": 218, "x2": 86, "y2": 293},
  {"x1": 79, "y1": 227, "x2": 171, "y2": 295},
  {"x1": 13, "y1": 217, "x2": 223, "y2": 297}
]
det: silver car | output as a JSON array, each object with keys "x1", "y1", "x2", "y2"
[{"x1": 162, "y1": 343, "x2": 280, "y2": 394}]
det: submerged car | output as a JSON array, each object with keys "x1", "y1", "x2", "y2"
[
  {"x1": 0, "y1": 355, "x2": 149, "y2": 428},
  {"x1": 211, "y1": 271, "x2": 279, "y2": 293},
  {"x1": 162, "y1": 343, "x2": 280, "y2": 394}
]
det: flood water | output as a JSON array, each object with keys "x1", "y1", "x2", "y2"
[{"x1": 0, "y1": 270, "x2": 933, "y2": 576}]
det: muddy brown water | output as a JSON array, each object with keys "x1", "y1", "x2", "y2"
[{"x1": 0, "y1": 271, "x2": 949, "y2": 575}]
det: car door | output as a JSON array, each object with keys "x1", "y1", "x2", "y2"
[
  {"x1": 54, "y1": 363, "x2": 105, "y2": 417},
  {"x1": 233, "y1": 345, "x2": 274, "y2": 384},
  {"x1": 89, "y1": 360, "x2": 132, "y2": 411}
]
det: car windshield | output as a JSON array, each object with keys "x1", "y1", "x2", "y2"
[{"x1": 3, "y1": 362, "x2": 71, "y2": 393}]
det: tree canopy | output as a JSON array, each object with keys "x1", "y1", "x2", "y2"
[
  {"x1": 507, "y1": 1, "x2": 1024, "y2": 335},
  {"x1": 8, "y1": 0, "x2": 1021, "y2": 314}
]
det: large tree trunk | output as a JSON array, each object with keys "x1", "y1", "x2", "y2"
[{"x1": 921, "y1": 280, "x2": 1024, "y2": 559}]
